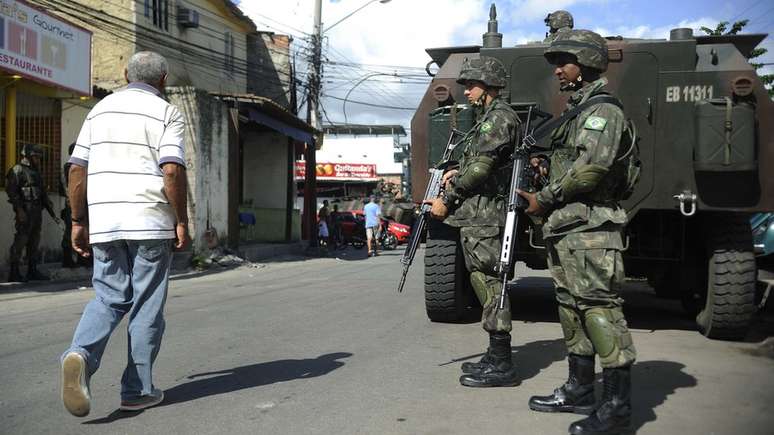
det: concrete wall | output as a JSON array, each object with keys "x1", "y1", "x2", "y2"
[
  {"x1": 247, "y1": 32, "x2": 292, "y2": 108},
  {"x1": 74, "y1": 0, "x2": 138, "y2": 91},
  {"x1": 242, "y1": 130, "x2": 289, "y2": 209},
  {"x1": 136, "y1": 0, "x2": 251, "y2": 94},
  {"x1": 167, "y1": 87, "x2": 230, "y2": 253},
  {"x1": 74, "y1": 0, "x2": 252, "y2": 94}
]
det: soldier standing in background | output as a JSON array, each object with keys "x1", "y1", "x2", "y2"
[
  {"x1": 544, "y1": 10, "x2": 574, "y2": 43},
  {"x1": 6, "y1": 143, "x2": 60, "y2": 282},
  {"x1": 425, "y1": 56, "x2": 521, "y2": 388},
  {"x1": 518, "y1": 29, "x2": 637, "y2": 435}
]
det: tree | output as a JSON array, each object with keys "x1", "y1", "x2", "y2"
[{"x1": 701, "y1": 20, "x2": 773, "y2": 98}]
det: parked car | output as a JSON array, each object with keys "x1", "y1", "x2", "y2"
[
  {"x1": 752, "y1": 213, "x2": 774, "y2": 258},
  {"x1": 338, "y1": 210, "x2": 411, "y2": 246}
]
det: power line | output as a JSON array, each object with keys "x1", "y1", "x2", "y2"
[
  {"x1": 323, "y1": 94, "x2": 416, "y2": 110},
  {"x1": 40, "y1": 0, "x2": 310, "y2": 94}
]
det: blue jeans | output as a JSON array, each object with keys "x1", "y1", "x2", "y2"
[{"x1": 63, "y1": 239, "x2": 173, "y2": 400}]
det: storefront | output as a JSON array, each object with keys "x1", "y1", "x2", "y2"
[
  {"x1": 295, "y1": 161, "x2": 379, "y2": 201},
  {"x1": 0, "y1": 0, "x2": 92, "y2": 267}
]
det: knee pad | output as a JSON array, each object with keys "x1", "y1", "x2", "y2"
[
  {"x1": 558, "y1": 305, "x2": 594, "y2": 356},
  {"x1": 584, "y1": 307, "x2": 636, "y2": 368}
]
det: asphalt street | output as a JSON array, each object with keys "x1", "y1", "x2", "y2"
[{"x1": 1, "y1": 247, "x2": 772, "y2": 435}]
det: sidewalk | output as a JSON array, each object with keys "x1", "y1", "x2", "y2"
[{"x1": 0, "y1": 242, "x2": 306, "y2": 295}]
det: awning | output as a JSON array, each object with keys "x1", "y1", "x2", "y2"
[
  {"x1": 247, "y1": 108, "x2": 315, "y2": 146},
  {"x1": 210, "y1": 92, "x2": 321, "y2": 148}
]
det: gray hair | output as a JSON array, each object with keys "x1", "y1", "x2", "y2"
[{"x1": 127, "y1": 51, "x2": 168, "y2": 85}]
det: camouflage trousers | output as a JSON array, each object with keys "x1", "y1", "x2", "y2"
[
  {"x1": 546, "y1": 231, "x2": 636, "y2": 368},
  {"x1": 10, "y1": 205, "x2": 42, "y2": 266},
  {"x1": 459, "y1": 226, "x2": 511, "y2": 333}
]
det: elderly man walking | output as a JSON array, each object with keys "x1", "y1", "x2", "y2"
[{"x1": 60, "y1": 51, "x2": 189, "y2": 417}]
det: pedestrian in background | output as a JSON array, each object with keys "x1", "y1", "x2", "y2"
[
  {"x1": 5, "y1": 143, "x2": 60, "y2": 282},
  {"x1": 364, "y1": 195, "x2": 381, "y2": 257},
  {"x1": 60, "y1": 143, "x2": 91, "y2": 268},
  {"x1": 60, "y1": 51, "x2": 189, "y2": 417},
  {"x1": 318, "y1": 199, "x2": 331, "y2": 247}
]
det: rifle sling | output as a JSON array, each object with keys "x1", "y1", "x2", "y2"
[{"x1": 523, "y1": 95, "x2": 622, "y2": 147}]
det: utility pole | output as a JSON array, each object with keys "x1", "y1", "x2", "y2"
[{"x1": 303, "y1": 0, "x2": 323, "y2": 248}]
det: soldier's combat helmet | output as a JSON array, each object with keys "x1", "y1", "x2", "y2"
[
  {"x1": 544, "y1": 29, "x2": 608, "y2": 72},
  {"x1": 544, "y1": 10, "x2": 573, "y2": 31},
  {"x1": 456, "y1": 56, "x2": 507, "y2": 88},
  {"x1": 20, "y1": 143, "x2": 43, "y2": 157}
]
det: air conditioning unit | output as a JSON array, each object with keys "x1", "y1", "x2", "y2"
[{"x1": 177, "y1": 7, "x2": 199, "y2": 28}]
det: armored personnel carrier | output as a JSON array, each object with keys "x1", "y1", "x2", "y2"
[{"x1": 411, "y1": 6, "x2": 772, "y2": 340}]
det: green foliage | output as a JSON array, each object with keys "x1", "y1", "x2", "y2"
[{"x1": 702, "y1": 19, "x2": 773, "y2": 98}]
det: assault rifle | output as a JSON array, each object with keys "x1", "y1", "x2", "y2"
[
  {"x1": 397, "y1": 127, "x2": 468, "y2": 293},
  {"x1": 497, "y1": 107, "x2": 535, "y2": 310}
]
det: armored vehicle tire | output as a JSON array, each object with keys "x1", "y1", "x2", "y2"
[
  {"x1": 352, "y1": 240, "x2": 365, "y2": 249},
  {"x1": 696, "y1": 215, "x2": 758, "y2": 340},
  {"x1": 425, "y1": 220, "x2": 470, "y2": 322}
]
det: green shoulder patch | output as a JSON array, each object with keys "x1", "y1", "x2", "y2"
[
  {"x1": 480, "y1": 121, "x2": 493, "y2": 134},
  {"x1": 583, "y1": 116, "x2": 607, "y2": 131}
]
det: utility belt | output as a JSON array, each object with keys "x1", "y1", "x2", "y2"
[{"x1": 20, "y1": 186, "x2": 43, "y2": 202}]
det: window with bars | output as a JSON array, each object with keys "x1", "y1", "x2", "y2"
[
  {"x1": 146, "y1": 0, "x2": 169, "y2": 31},
  {"x1": 224, "y1": 31, "x2": 236, "y2": 75},
  {"x1": 0, "y1": 92, "x2": 62, "y2": 193}
]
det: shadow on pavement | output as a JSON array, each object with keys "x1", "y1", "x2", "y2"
[
  {"x1": 631, "y1": 360, "x2": 697, "y2": 432},
  {"x1": 82, "y1": 352, "x2": 352, "y2": 424},
  {"x1": 511, "y1": 338, "x2": 567, "y2": 383},
  {"x1": 509, "y1": 277, "x2": 700, "y2": 333},
  {"x1": 82, "y1": 409, "x2": 145, "y2": 425},
  {"x1": 442, "y1": 339, "x2": 565, "y2": 384},
  {"x1": 159, "y1": 352, "x2": 352, "y2": 407}
]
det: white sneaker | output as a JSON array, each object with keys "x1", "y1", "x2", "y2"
[
  {"x1": 120, "y1": 388, "x2": 164, "y2": 411},
  {"x1": 61, "y1": 352, "x2": 91, "y2": 417}
]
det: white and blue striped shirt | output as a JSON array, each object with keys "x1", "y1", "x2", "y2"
[{"x1": 70, "y1": 82, "x2": 186, "y2": 244}]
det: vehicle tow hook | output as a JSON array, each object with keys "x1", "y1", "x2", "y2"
[{"x1": 674, "y1": 191, "x2": 697, "y2": 217}]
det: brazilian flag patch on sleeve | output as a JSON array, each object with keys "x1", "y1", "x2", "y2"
[
  {"x1": 583, "y1": 116, "x2": 607, "y2": 131},
  {"x1": 480, "y1": 121, "x2": 493, "y2": 133}
]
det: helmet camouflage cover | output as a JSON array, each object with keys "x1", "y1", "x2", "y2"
[
  {"x1": 21, "y1": 143, "x2": 43, "y2": 157},
  {"x1": 544, "y1": 29, "x2": 608, "y2": 72},
  {"x1": 544, "y1": 10, "x2": 573, "y2": 31},
  {"x1": 456, "y1": 56, "x2": 507, "y2": 88}
]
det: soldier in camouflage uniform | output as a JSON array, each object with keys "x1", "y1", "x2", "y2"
[
  {"x1": 6, "y1": 144, "x2": 59, "y2": 282},
  {"x1": 426, "y1": 56, "x2": 521, "y2": 388},
  {"x1": 518, "y1": 30, "x2": 636, "y2": 435},
  {"x1": 544, "y1": 10, "x2": 574, "y2": 43}
]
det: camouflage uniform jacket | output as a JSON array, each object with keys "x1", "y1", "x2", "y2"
[
  {"x1": 5, "y1": 158, "x2": 53, "y2": 213},
  {"x1": 444, "y1": 96, "x2": 520, "y2": 228},
  {"x1": 535, "y1": 77, "x2": 628, "y2": 248}
]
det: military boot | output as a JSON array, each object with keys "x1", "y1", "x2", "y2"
[
  {"x1": 7, "y1": 263, "x2": 26, "y2": 282},
  {"x1": 26, "y1": 263, "x2": 50, "y2": 281},
  {"x1": 461, "y1": 343, "x2": 494, "y2": 374},
  {"x1": 459, "y1": 332, "x2": 519, "y2": 387},
  {"x1": 529, "y1": 354, "x2": 596, "y2": 414},
  {"x1": 568, "y1": 366, "x2": 632, "y2": 435}
]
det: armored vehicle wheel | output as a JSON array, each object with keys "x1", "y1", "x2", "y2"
[
  {"x1": 424, "y1": 220, "x2": 470, "y2": 322},
  {"x1": 696, "y1": 215, "x2": 758, "y2": 340}
]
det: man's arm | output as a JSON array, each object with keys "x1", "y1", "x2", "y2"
[
  {"x1": 68, "y1": 164, "x2": 90, "y2": 257},
  {"x1": 162, "y1": 162, "x2": 189, "y2": 250}
]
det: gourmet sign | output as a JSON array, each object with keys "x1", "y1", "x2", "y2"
[
  {"x1": 295, "y1": 162, "x2": 378, "y2": 180},
  {"x1": 0, "y1": 0, "x2": 91, "y2": 94}
]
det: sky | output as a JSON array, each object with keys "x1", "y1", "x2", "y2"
[{"x1": 236, "y1": 0, "x2": 774, "y2": 131}]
